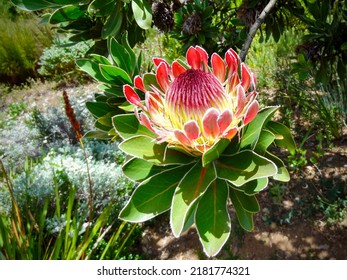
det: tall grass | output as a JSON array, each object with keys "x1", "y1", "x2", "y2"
[
  {"x1": 0, "y1": 159, "x2": 138, "y2": 260},
  {"x1": 0, "y1": 17, "x2": 52, "y2": 84}
]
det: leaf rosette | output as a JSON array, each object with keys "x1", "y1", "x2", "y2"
[{"x1": 112, "y1": 46, "x2": 295, "y2": 257}]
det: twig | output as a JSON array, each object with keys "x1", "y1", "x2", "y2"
[{"x1": 239, "y1": 0, "x2": 278, "y2": 62}]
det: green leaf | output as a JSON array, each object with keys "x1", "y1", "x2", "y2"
[
  {"x1": 83, "y1": 130, "x2": 113, "y2": 140},
  {"x1": 122, "y1": 157, "x2": 169, "y2": 182},
  {"x1": 143, "y1": 73, "x2": 160, "y2": 91},
  {"x1": 119, "y1": 135, "x2": 195, "y2": 165},
  {"x1": 216, "y1": 150, "x2": 277, "y2": 186},
  {"x1": 113, "y1": 114, "x2": 156, "y2": 139},
  {"x1": 315, "y1": 60, "x2": 329, "y2": 85},
  {"x1": 119, "y1": 165, "x2": 190, "y2": 222},
  {"x1": 85, "y1": 101, "x2": 117, "y2": 118},
  {"x1": 76, "y1": 59, "x2": 109, "y2": 83},
  {"x1": 240, "y1": 178, "x2": 269, "y2": 195},
  {"x1": 196, "y1": 179, "x2": 230, "y2": 257},
  {"x1": 99, "y1": 64, "x2": 132, "y2": 84},
  {"x1": 109, "y1": 38, "x2": 133, "y2": 75},
  {"x1": 240, "y1": 106, "x2": 279, "y2": 150},
  {"x1": 255, "y1": 129, "x2": 276, "y2": 155},
  {"x1": 341, "y1": 42, "x2": 347, "y2": 50},
  {"x1": 132, "y1": 0, "x2": 152, "y2": 30},
  {"x1": 222, "y1": 135, "x2": 240, "y2": 155},
  {"x1": 118, "y1": 101, "x2": 135, "y2": 112},
  {"x1": 102, "y1": 4, "x2": 123, "y2": 39},
  {"x1": 68, "y1": 30, "x2": 92, "y2": 42},
  {"x1": 96, "y1": 112, "x2": 114, "y2": 127},
  {"x1": 265, "y1": 152, "x2": 290, "y2": 182},
  {"x1": 337, "y1": 57, "x2": 347, "y2": 81},
  {"x1": 97, "y1": 84, "x2": 123, "y2": 96},
  {"x1": 49, "y1": 5, "x2": 86, "y2": 24},
  {"x1": 121, "y1": 32, "x2": 137, "y2": 73},
  {"x1": 229, "y1": 188, "x2": 253, "y2": 231},
  {"x1": 88, "y1": 0, "x2": 115, "y2": 17},
  {"x1": 202, "y1": 138, "x2": 230, "y2": 167},
  {"x1": 266, "y1": 121, "x2": 296, "y2": 155},
  {"x1": 232, "y1": 190, "x2": 260, "y2": 213},
  {"x1": 89, "y1": 54, "x2": 111, "y2": 65},
  {"x1": 171, "y1": 161, "x2": 217, "y2": 237}
]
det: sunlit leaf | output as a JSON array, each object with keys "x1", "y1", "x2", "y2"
[
  {"x1": 266, "y1": 121, "x2": 296, "y2": 155},
  {"x1": 196, "y1": 179, "x2": 230, "y2": 257},
  {"x1": 171, "y1": 161, "x2": 216, "y2": 237},
  {"x1": 119, "y1": 165, "x2": 191, "y2": 222},
  {"x1": 216, "y1": 150, "x2": 277, "y2": 186},
  {"x1": 132, "y1": 0, "x2": 152, "y2": 30},
  {"x1": 119, "y1": 135, "x2": 195, "y2": 165},
  {"x1": 240, "y1": 106, "x2": 279, "y2": 150}
]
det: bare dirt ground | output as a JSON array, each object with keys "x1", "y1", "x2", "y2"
[{"x1": 140, "y1": 141, "x2": 347, "y2": 260}]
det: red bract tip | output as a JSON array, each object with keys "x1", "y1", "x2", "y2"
[
  {"x1": 244, "y1": 100, "x2": 259, "y2": 125},
  {"x1": 134, "y1": 75, "x2": 146, "y2": 92},
  {"x1": 123, "y1": 85, "x2": 142, "y2": 108},
  {"x1": 172, "y1": 61, "x2": 186, "y2": 78},
  {"x1": 186, "y1": 46, "x2": 201, "y2": 70},
  {"x1": 156, "y1": 62, "x2": 170, "y2": 92},
  {"x1": 211, "y1": 53, "x2": 226, "y2": 83}
]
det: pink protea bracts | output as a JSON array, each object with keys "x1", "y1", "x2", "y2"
[{"x1": 123, "y1": 46, "x2": 259, "y2": 155}]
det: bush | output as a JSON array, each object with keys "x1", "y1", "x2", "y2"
[
  {"x1": 1, "y1": 144, "x2": 132, "y2": 214},
  {"x1": 38, "y1": 38, "x2": 92, "y2": 81},
  {"x1": 0, "y1": 120, "x2": 41, "y2": 172},
  {"x1": 0, "y1": 92, "x2": 95, "y2": 171}
]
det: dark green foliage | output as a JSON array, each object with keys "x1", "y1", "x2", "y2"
[
  {"x1": 294, "y1": 0, "x2": 347, "y2": 85},
  {"x1": 76, "y1": 34, "x2": 143, "y2": 140},
  {"x1": 171, "y1": 0, "x2": 218, "y2": 53},
  {"x1": 10, "y1": 0, "x2": 148, "y2": 54}
]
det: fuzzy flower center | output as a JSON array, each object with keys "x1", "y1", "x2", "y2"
[{"x1": 166, "y1": 69, "x2": 225, "y2": 117}]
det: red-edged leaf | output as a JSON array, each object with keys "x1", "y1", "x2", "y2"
[
  {"x1": 196, "y1": 46, "x2": 208, "y2": 69},
  {"x1": 156, "y1": 62, "x2": 169, "y2": 92},
  {"x1": 123, "y1": 85, "x2": 142, "y2": 107},
  {"x1": 174, "y1": 129, "x2": 191, "y2": 146},
  {"x1": 217, "y1": 109, "x2": 233, "y2": 134},
  {"x1": 134, "y1": 75, "x2": 145, "y2": 92},
  {"x1": 172, "y1": 61, "x2": 186, "y2": 78},
  {"x1": 186, "y1": 46, "x2": 201, "y2": 69},
  {"x1": 244, "y1": 100, "x2": 259, "y2": 125},
  {"x1": 196, "y1": 179, "x2": 230, "y2": 257},
  {"x1": 241, "y1": 63, "x2": 251, "y2": 91},
  {"x1": 211, "y1": 53, "x2": 226, "y2": 82}
]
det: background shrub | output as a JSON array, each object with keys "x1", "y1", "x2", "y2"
[
  {"x1": 0, "y1": 142, "x2": 132, "y2": 216},
  {"x1": 38, "y1": 37, "x2": 92, "y2": 82}
]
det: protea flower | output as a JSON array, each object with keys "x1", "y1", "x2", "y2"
[
  {"x1": 80, "y1": 37, "x2": 294, "y2": 257},
  {"x1": 123, "y1": 46, "x2": 259, "y2": 156}
]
